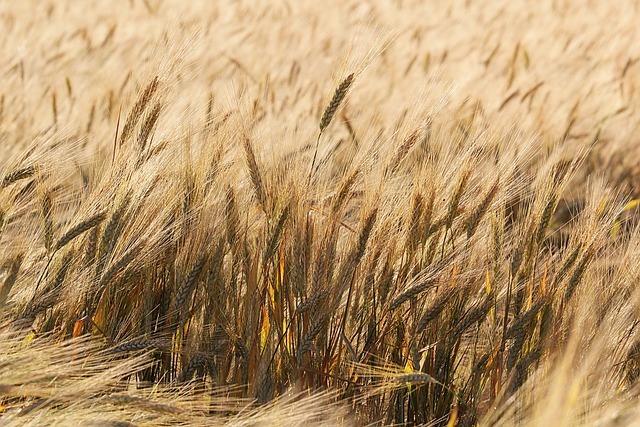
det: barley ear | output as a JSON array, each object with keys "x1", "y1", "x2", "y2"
[
  {"x1": 55, "y1": 210, "x2": 108, "y2": 251},
  {"x1": 446, "y1": 169, "x2": 471, "y2": 230},
  {"x1": 388, "y1": 278, "x2": 438, "y2": 312},
  {"x1": 0, "y1": 253, "x2": 23, "y2": 307},
  {"x1": 385, "y1": 128, "x2": 420, "y2": 178},
  {"x1": 109, "y1": 338, "x2": 170, "y2": 353},
  {"x1": 40, "y1": 190, "x2": 54, "y2": 252},
  {"x1": 309, "y1": 73, "x2": 355, "y2": 181},
  {"x1": 225, "y1": 186, "x2": 240, "y2": 246},
  {"x1": 138, "y1": 100, "x2": 162, "y2": 154},
  {"x1": 563, "y1": 251, "x2": 592, "y2": 303},
  {"x1": 243, "y1": 138, "x2": 266, "y2": 208},
  {"x1": 120, "y1": 76, "x2": 160, "y2": 145},
  {"x1": 319, "y1": 73, "x2": 355, "y2": 134},
  {"x1": 297, "y1": 314, "x2": 328, "y2": 362},
  {"x1": 535, "y1": 194, "x2": 558, "y2": 244},
  {"x1": 1, "y1": 165, "x2": 36, "y2": 189},
  {"x1": 174, "y1": 255, "x2": 207, "y2": 325},
  {"x1": 0, "y1": 209, "x2": 5, "y2": 238},
  {"x1": 466, "y1": 178, "x2": 500, "y2": 239},
  {"x1": 331, "y1": 169, "x2": 360, "y2": 214},
  {"x1": 94, "y1": 240, "x2": 145, "y2": 307},
  {"x1": 416, "y1": 288, "x2": 454, "y2": 332},
  {"x1": 263, "y1": 206, "x2": 289, "y2": 267}
]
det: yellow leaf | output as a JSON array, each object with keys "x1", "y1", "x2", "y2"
[
  {"x1": 597, "y1": 195, "x2": 608, "y2": 217},
  {"x1": 485, "y1": 267, "x2": 491, "y2": 295},
  {"x1": 450, "y1": 264, "x2": 458, "y2": 287},
  {"x1": 72, "y1": 319, "x2": 85, "y2": 337},
  {"x1": 624, "y1": 199, "x2": 639, "y2": 211},
  {"x1": 540, "y1": 260, "x2": 549, "y2": 296},
  {"x1": 404, "y1": 359, "x2": 414, "y2": 373},
  {"x1": 446, "y1": 399, "x2": 458, "y2": 427},
  {"x1": 22, "y1": 330, "x2": 36, "y2": 347},
  {"x1": 260, "y1": 304, "x2": 269, "y2": 351}
]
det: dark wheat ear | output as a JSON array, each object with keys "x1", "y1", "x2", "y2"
[
  {"x1": 309, "y1": 73, "x2": 355, "y2": 181},
  {"x1": 0, "y1": 209, "x2": 5, "y2": 237},
  {"x1": 1, "y1": 165, "x2": 36, "y2": 189},
  {"x1": 243, "y1": 138, "x2": 267, "y2": 208},
  {"x1": 466, "y1": 178, "x2": 500, "y2": 239},
  {"x1": 173, "y1": 255, "x2": 207, "y2": 326},
  {"x1": 174, "y1": 256, "x2": 207, "y2": 312},
  {"x1": 0, "y1": 253, "x2": 23, "y2": 307},
  {"x1": 535, "y1": 193, "x2": 559, "y2": 244},
  {"x1": 32, "y1": 210, "x2": 108, "y2": 298},
  {"x1": 263, "y1": 206, "x2": 289, "y2": 267},
  {"x1": 40, "y1": 189, "x2": 54, "y2": 252},
  {"x1": 55, "y1": 210, "x2": 108, "y2": 251},
  {"x1": 319, "y1": 73, "x2": 355, "y2": 134},
  {"x1": 388, "y1": 276, "x2": 438, "y2": 312}
]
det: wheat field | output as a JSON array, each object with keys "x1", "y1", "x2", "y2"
[{"x1": 2, "y1": 0, "x2": 640, "y2": 426}]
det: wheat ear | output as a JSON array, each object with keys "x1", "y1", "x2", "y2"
[
  {"x1": 319, "y1": 73, "x2": 355, "y2": 134},
  {"x1": 119, "y1": 76, "x2": 160, "y2": 145},
  {"x1": 173, "y1": 255, "x2": 207, "y2": 324},
  {"x1": 0, "y1": 253, "x2": 23, "y2": 307},
  {"x1": 388, "y1": 277, "x2": 438, "y2": 312},
  {"x1": 1, "y1": 165, "x2": 36, "y2": 189},
  {"x1": 40, "y1": 189, "x2": 54, "y2": 252},
  {"x1": 32, "y1": 210, "x2": 108, "y2": 298},
  {"x1": 243, "y1": 138, "x2": 266, "y2": 208},
  {"x1": 55, "y1": 210, "x2": 108, "y2": 251},
  {"x1": 309, "y1": 73, "x2": 355, "y2": 181}
]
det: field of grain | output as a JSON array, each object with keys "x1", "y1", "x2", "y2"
[{"x1": 2, "y1": 1, "x2": 640, "y2": 425}]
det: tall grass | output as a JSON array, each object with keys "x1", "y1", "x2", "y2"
[{"x1": 2, "y1": 0, "x2": 640, "y2": 425}]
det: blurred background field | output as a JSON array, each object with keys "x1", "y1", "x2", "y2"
[{"x1": 1, "y1": 1, "x2": 640, "y2": 425}]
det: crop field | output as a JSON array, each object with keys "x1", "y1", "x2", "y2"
[{"x1": 2, "y1": 0, "x2": 640, "y2": 425}]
